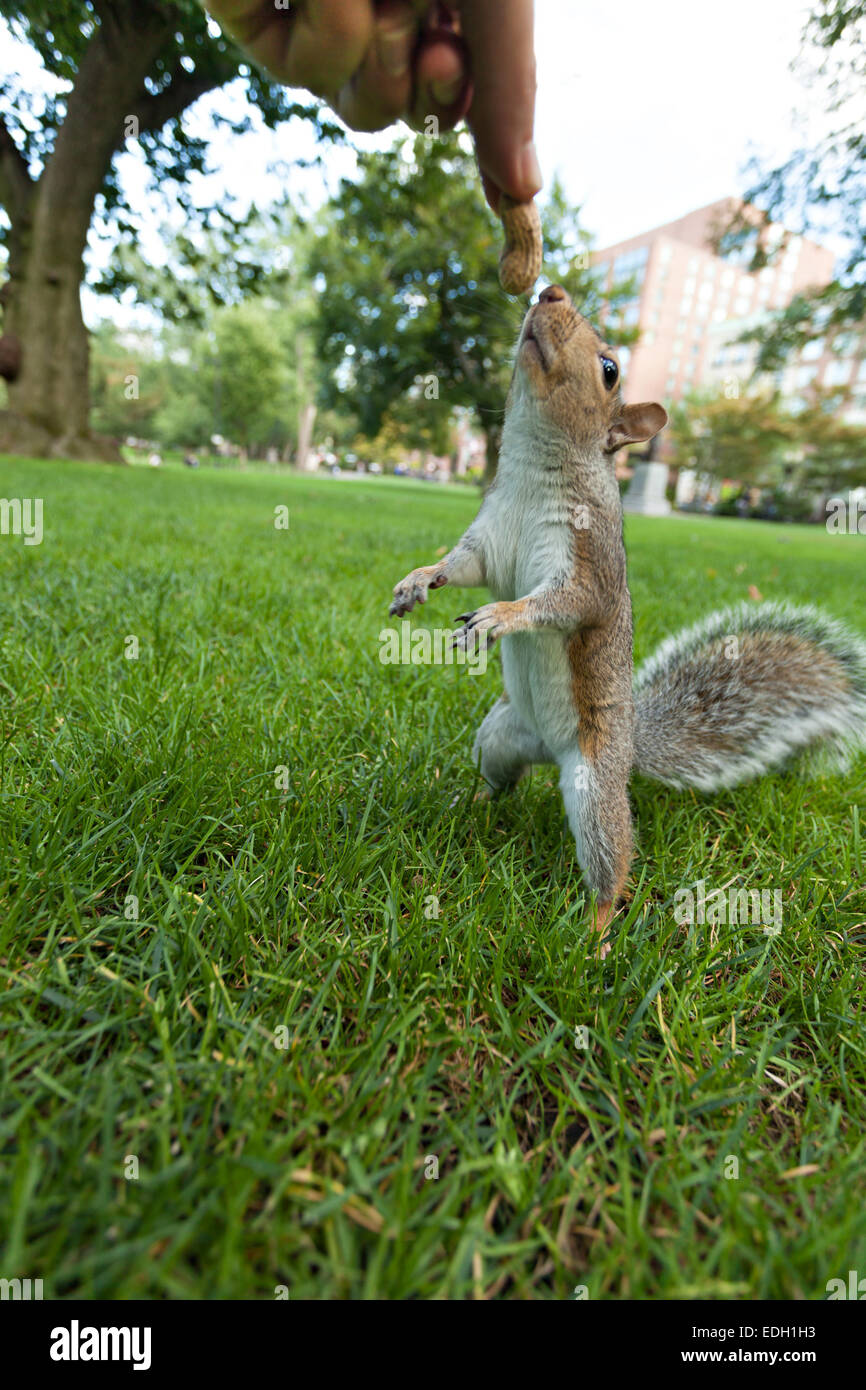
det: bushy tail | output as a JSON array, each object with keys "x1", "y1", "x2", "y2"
[{"x1": 632, "y1": 602, "x2": 866, "y2": 791}]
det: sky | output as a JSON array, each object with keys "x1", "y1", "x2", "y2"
[
  {"x1": 532, "y1": 0, "x2": 816, "y2": 248},
  {"x1": 0, "y1": 0, "x2": 837, "y2": 325}
]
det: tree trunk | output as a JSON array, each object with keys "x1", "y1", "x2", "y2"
[
  {"x1": 0, "y1": 4, "x2": 172, "y2": 460},
  {"x1": 2, "y1": 234, "x2": 106, "y2": 459},
  {"x1": 296, "y1": 401, "x2": 317, "y2": 471},
  {"x1": 293, "y1": 334, "x2": 318, "y2": 470}
]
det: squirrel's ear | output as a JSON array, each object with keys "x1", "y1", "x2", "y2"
[{"x1": 606, "y1": 402, "x2": 668, "y2": 452}]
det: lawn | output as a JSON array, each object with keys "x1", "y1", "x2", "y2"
[{"x1": 1, "y1": 454, "x2": 864, "y2": 1300}]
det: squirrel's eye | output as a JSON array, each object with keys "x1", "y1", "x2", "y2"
[{"x1": 600, "y1": 356, "x2": 619, "y2": 390}]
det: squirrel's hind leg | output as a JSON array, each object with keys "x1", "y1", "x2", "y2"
[
  {"x1": 473, "y1": 695, "x2": 552, "y2": 793},
  {"x1": 558, "y1": 736, "x2": 633, "y2": 957}
]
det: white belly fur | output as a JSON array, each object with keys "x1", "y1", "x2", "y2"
[{"x1": 480, "y1": 466, "x2": 580, "y2": 756}]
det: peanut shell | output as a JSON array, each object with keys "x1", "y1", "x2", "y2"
[{"x1": 498, "y1": 195, "x2": 543, "y2": 295}]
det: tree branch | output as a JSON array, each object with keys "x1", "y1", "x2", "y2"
[
  {"x1": 0, "y1": 113, "x2": 35, "y2": 225},
  {"x1": 132, "y1": 68, "x2": 221, "y2": 136}
]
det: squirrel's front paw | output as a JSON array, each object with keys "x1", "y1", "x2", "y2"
[
  {"x1": 389, "y1": 566, "x2": 444, "y2": 617},
  {"x1": 451, "y1": 603, "x2": 512, "y2": 651}
]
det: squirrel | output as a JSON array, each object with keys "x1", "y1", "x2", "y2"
[{"x1": 388, "y1": 284, "x2": 866, "y2": 953}]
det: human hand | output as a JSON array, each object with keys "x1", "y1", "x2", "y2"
[{"x1": 204, "y1": 1, "x2": 540, "y2": 209}]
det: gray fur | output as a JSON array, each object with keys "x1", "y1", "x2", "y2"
[{"x1": 633, "y1": 601, "x2": 866, "y2": 791}]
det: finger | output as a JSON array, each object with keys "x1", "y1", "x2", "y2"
[
  {"x1": 206, "y1": 0, "x2": 374, "y2": 97},
  {"x1": 333, "y1": 0, "x2": 416, "y2": 131},
  {"x1": 457, "y1": 0, "x2": 541, "y2": 207},
  {"x1": 411, "y1": 32, "x2": 472, "y2": 131},
  {"x1": 479, "y1": 169, "x2": 500, "y2": 213}
]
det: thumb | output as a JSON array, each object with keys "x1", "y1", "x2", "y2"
[{"x1": 457, "y1": 0, "x2": 541, "y2": 210}]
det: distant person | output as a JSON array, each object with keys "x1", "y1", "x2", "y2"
[
  {"x1": 204, "y1": 1, "x2": 540, "y2": 211},
  {"x1": 147, "y1": 451, "x2": 162, "y2": 468},
  {"x1": 183, "y1": 452, "x2": 200, "y2": 469}
]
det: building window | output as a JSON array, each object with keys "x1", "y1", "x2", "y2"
[
  {"x1": 833, "y1": 332, "x2": 858, "y2": 356},
  {"x1": 613, "y1": 244, "x2": 650, "y2": 282},
  {"x1": 824, "y1": 359, "x2": 853, "y2": 387},
  {"x1": 800, "y1": 338, "x2": 825, "y2": 361}
]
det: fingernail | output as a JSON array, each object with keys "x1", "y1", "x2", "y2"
[
  {"x1": 430, "y1": 76, "x2": 463, "y2": 107},
  {"x1": 377, "y1": 23, "x2": 414, "y2": 77},
  {"x1": 518, "y1": 142, "x2": 543, "y2": 196}
]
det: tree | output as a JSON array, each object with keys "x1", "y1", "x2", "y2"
[
  {"x1": 89, "y1": 320, "x2": 171, "y2": 439},
  {"x1": 668, "y1": 387, "x2": 866, "y2": 498},
  {"x1": 201, "y1": 301, "x2": 293, "y2": 454},
  {"x1": 309, "y1": 131, "x2": 634, "y2": 484},
  {"x1": 716, "y1": 0, "x2": 866, "y2": 369},
  {"x1": 668, "y1": 391, "x2": 797, "y2": 487},
  {"x1": 0, "y1": 1, "x2": 338, "y2": 459},
  {"x1": 106, "y1": 203, "x2": 322, "y2": 459},
  {"x1": 791, "y1": 392, "x2": 866, "y2": 496}
]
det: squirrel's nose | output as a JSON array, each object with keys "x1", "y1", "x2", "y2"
[{"x1": 538, "y1": 284, "x2": 567, "y2": 304}]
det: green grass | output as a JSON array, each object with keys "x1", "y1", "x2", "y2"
[{"x1": 1, "y1": 454, "x2": 864, "y2": 1301}]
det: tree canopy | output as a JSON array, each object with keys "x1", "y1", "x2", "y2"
[
  {"x1": 716, "y1": 0, "x2": 866, "y2": 370},
  {"x1": 0, "y1": 0, "x2": 339, "y2": 455},
  {"x1": 668, "y1": 387, "x2": 866, "y2": 497},
  {"x1": 309, "y1": 130, "x2": 635, "y2": 478}
]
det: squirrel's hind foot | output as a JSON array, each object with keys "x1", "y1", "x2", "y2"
[{"x1": 592, "y1": 900, "x2": 615, "y2": 960}]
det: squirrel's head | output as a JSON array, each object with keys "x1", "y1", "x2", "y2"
[{"x1": 509, "y1": 284, "x2": 668, "y2": 455}]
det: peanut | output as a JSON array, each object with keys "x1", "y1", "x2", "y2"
[{"x1": 498, "y1": 195, "x2": 543, "y2": 295}]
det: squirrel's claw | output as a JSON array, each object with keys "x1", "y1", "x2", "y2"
[{"x1": 451, "y1": 604, "x2": 505, "y2": 651}]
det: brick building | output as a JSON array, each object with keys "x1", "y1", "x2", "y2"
[{"x1": 591, "y1": 199, "x2": 865, "y2": 423}]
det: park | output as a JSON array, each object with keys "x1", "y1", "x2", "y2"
[
  {"x1": 1, "y1": 0, "x2": 865, "y2": 1320},
  {"x1": 1, "y1": 454, "x2": 864, "y2": 1300}
]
